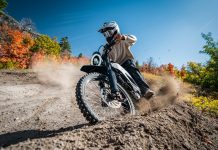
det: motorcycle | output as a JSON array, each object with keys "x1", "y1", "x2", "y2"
[{"x1": 75, "y1": 40, "x2": 142, "y2": 124}]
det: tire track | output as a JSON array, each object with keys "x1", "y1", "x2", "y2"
[{"x1": 8, "y1": 97, "x2": 60, "y2": 132}]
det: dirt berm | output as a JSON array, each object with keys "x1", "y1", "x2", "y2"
[
  {"x1": 0, "y1": 69, "x2": 217, "y2": 150},
  {"x1": 2, "y1": 103, "x2": 217, "y2": 150}
]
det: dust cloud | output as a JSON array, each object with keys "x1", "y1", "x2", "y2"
[
  {"x1": 32, "y1": 61, "x2": 84, "y2": 89},
  {"x1": 32, "y1": 61, "x2": 181, "y2": 114},
  {"x1": 137, "y1": 76, "x2": 181, "y2": 114}
]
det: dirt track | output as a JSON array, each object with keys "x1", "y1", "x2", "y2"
[
  {"x1": 0, "y1": 70, "x2": 217, "y2": 149},
  {"x1": 0, "y1": 70, "x2": 87, "y2": 147}
]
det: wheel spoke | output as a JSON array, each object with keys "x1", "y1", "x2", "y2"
[
  {"x1": 85, "y1": 90, "x2": 101, "y2": 99},
  {"x1": 80, "y1": 73, "x2": 135, "y2": 122}
]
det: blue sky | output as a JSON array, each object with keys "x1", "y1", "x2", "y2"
[{"x1": 6, "y1": 0, "x2": 218, "y2": 68}]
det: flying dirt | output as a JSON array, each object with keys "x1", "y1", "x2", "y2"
[{"x1": 0, "y1": 62, "x2": 217, "y2": 149}]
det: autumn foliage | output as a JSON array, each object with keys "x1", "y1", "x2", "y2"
[
  {"x1": 0, "y1": 23, "x2": 89, "y2": 69},
  {"x1": 139, "y1": 63, "x2": 178, "y2": 76},
  {"x1": 0, "y1": 23, "x2": 34, "y2": 69},
  {"x1": 31, "y1": 52, "x2": 89, "y2": 67},
  {"x1": 1, "y1": 21, "x2": 217, "y2": 94}
]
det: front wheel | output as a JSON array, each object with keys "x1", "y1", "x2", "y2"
[{"x1": 75, "y1": 72, "x2": 135, "y2": 124}]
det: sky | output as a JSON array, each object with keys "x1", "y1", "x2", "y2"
[{"x1": 5, "y1": 0, "x2": 218, "y2": 68}]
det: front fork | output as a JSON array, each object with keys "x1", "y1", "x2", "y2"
[{"x1": 105, "y1": 57, "x2": 119, "y2": 94}]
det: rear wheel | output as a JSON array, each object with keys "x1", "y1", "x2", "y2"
[{"x1": 75, "y1": 72, "x2": 135, "y2": 123}]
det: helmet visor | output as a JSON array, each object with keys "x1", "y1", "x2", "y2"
[{"x1": 103, "y1": 30, "x2": 114, "y2": 38}]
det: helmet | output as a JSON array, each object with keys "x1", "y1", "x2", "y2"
[{"x1": 98, "y1": 21, "x2": 120, "y2": 42}]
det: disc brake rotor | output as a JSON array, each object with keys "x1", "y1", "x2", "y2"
[{"x1": 100, "y1": 88, "x2": 122, "y2": 109}]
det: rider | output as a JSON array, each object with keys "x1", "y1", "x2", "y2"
[{"x1": 98, "y1": 21, "x2": 154, "y2": 99}]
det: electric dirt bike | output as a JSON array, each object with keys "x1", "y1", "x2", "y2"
[{"x1": 75, "y1": 40, "x2": 142, "y2": 124}]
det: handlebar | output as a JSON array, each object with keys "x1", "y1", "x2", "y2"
[{"x1": 103, "y1": 39, "x2": 116, "y2": 52}]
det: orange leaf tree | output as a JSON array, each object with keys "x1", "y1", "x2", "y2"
[
  {"x1": 0, "y1": 23, "x2": 34, "y2": 69},
  {"x1": 167, "y1": 63, "x2": 175, "y2": 76}
]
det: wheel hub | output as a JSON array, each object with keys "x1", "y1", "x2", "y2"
[{"x1": 100, "y1": 88, "x2": 121, "y2": 108}]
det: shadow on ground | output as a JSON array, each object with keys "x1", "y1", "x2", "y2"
[{"x1": 0, "y1": 123, "x2": 88, "y2": 147}]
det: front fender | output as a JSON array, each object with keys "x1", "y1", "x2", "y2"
[{"x1": 81, "y1": 65, "x2": 107, "y2": 75}]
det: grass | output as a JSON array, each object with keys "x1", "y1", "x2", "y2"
[{"x1": 192, "y1": 96, "x2": 218, "y2": 115}]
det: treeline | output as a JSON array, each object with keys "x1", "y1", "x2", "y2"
[
  {"x1": 0, "y1": 0, "x2": 7, "y2": 12},
  {"x1": 138, "y1": 33, "x2": 218, "y2": 92},
  {"x1": 0, "y1": 19, "x2": 88, "y2": 69},
  {"x1": 0, "y1": 0, "x2": 88, "y2": 69},
  {"x1": 1, "y1": 0, "x2": 217, "y2": 92}
]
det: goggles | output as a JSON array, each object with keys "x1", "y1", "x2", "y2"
[
  {"x1": 99, "y1": 27, "x2": 115, "y2": 38},
  {"x1": 103, "y1": 30, "x2": 114, "y2": 38}
]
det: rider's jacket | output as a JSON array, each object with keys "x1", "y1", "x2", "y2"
[{"x1": 109, "y1": 34, "x2": 137, "y2": 65}]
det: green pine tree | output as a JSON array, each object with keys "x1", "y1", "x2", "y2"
[
  {"x1": 0, "y1": 0, "x2": 7, "y2": 11},
  {"x1": 135, "y1": 60, "x2": 140, "y2": 68},
  {"x1": 78, "y1": 53, "x2": 83, "y2": 58},
  {"x1": 59, "y1": 37, "x2": 72, "y2": 54}
]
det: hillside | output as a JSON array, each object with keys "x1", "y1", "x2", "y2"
[
  {"x1": 6, "y1": 103, "x2": 218, "y2": 150},
  {"x1": 0, "y1": 11, "x2": 40, "y2": 38},
  {"x1": 0, "y1": 69, "x2": 217, "y2": 150}
]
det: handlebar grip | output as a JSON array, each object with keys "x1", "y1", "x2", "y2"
[{"x1": 105, "y1": 39, "x2": 116, "y2": 49}]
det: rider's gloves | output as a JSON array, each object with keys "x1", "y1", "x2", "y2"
[{"x1": 114, "y1": 34, "x2": 126, "y2": 42}]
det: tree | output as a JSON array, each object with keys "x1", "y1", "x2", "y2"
[
  {"x1": 59, "y1": 37, "x2": 71, "y2": 54},
  {"x1": 0, "y1": 0, "x2": 7, "y2": 11},
  {"x1": 147, "y1": 57, "x2": 156, "y2": 71},
  {"x1": 0, "y1": 23, "x2": 34, "y2": 69},
  {"x1": 200, "y1": 33, "x2": 218, "y2": 89},
  {"x1": 185, "y1": 62, "x2": 205, "y2": 85},
  {"x1": 167, "y1": 63, "x2": 174, "y2": 76},
  {"x1": 31, "y1": 35, "x2": 61, "y2": 56},
  {"x1": 135, "y1": 60, "x2": 140, "y2": 68},
  {"x1": 184, "y1": 33, "x2": 218, "y2": 90},
  {"x1": 180, "y1": 65, "x2": 186, "y2": 78},
  {"x1": 201, "y1": 32, "x2": 218, "y2": 72},
  {"x1": 20, "y1": 18, "x2": 36, "y2": 32},
  {"x1": 78, "y1": 53, "x2": 83, "y2": 58}
]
